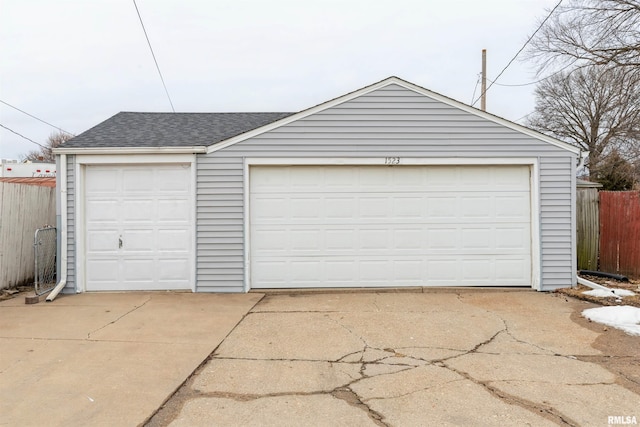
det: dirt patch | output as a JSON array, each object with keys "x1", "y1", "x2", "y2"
[
  {"x1": 569, "y1": 308, "x2": 640, "y2": 396},
  {"x1": 0, "y1": 286, "x2": 33, "y2": 301}
]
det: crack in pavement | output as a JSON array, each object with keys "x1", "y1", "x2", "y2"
[
  {"x1": 86, "y1": 296, "x2": 152, "y2": 339},
  {"x1": 332, "y1": 386, "x2": 390, "y2": 427},
  {"x1": 433, "y1": 314, "x2": 581, "y2": 426},
  {"x1": 363, "y1": 378, "x2": 467, "y2": 402},
  {"x1": 149, "y1": 293, "x2": 638, "y2": 426}
]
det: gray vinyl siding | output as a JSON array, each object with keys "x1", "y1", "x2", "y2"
[
  {"x1": 196, "y1": 84, "x2": 577, "y2": 292},
  {"x1": 196, "y1": 156, "x2": 245, "y2": 292},
  {"x1": 64, "y1": 155, "x2": 76, "y2": 293},
  {"x1": 539, "y1": 157, "x2": 575, "y2": 290}
]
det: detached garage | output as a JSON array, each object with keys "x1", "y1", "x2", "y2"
[{"x1": 55, "y1": 76, "x2": 581, "y2": 293}]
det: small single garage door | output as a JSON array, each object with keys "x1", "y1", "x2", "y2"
[
  {"x1": 249, "y1": 165, "x2": 531, "y2": 289},
  {"x1": 84, "y1": 164, "x2": 192, "y2": 291}
]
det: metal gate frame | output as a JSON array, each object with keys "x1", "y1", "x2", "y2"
[{"x1": 34, "y1": 226, "x2": 57, "y2": 295}]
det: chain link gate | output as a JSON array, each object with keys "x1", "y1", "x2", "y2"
[{"x1": 34, "y1": 227, "x2": 57, "y2": 295}]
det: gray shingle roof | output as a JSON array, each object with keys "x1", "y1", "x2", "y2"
[{"x1": 62, "y1": 112, "x2": 294, "y2": 148}]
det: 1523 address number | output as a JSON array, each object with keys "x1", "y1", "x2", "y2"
[{"x1": 384, "y1": 157, "x2": 400, "y2": 165}]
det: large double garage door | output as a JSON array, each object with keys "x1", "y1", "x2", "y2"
[{"x1": 249, "y1": 165, "x2": 532, "y2": 289}]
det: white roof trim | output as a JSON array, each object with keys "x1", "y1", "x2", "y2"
[
  {"x1": 206, "y1": 76, "x2": 581, "y2": 155},
  {"x1": 54, "y1": 146, "x2": 207, "y2": 155}
]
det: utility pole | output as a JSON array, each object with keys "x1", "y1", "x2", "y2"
[{"x1": 481, "y1": 49, "x2": 487, "y2": 111}]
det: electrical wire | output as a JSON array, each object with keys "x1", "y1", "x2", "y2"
[
  {"x1": 470, "y1": 73, "x2": 481, "y2": 104},
  {"x1": 132, "y1": 0, "x2": 175, "y2": 112},
  {"x1": 0, "y1": 99, "x2": 75, "y2": 135},
  {"x1": 515, "y1": 111, "x2": 534, "y2": 122},
  {"x1": 0, "y1": 123, "x2": 47, "y2": 149},
  {"x1": 488, "y1": 63, "x2": 574, "y2": 87},
  {"x1": 471, "y1": 0, "x2": 564, "y2": 107}
]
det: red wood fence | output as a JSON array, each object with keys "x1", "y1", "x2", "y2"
[{"x1": 599, "y1": 191, "x2": 640, "y2": 278}]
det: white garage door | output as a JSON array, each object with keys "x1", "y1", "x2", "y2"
[
  {"x1": 84, "y1": 164, "x2": 192, "y2": 291},
  {"x1": 249, "y1": 165, "x2": 531, "y2": 289}
]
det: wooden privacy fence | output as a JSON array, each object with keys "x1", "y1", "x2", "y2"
[
  {"x1": 576, "y1": 187, "x2": 599, "y2": 270},
  {"x1": 599, "y1": 191, "x2": 640, "y2": 278},
  {"x1": 0, "y1": 182, "x2": 56, "y2": 289}
]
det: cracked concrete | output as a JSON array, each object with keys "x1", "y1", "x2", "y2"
[{"x1": 155, "y1": 291, "x2": 640, "y2": 426}]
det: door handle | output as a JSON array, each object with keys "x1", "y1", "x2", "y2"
[{"x1": 119, "y1": 236, "x2": 123, "y2": 249}]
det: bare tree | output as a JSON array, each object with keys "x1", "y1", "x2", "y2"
[
  {"x1": 22, "y1": 131, "x2": 73, "y2": 163},
  {"x1": 528, "y1": 0, "x2": 640, "y2": 73},
  {"x1": 527, "y1": 66, "x2": 640, "y2": 179}
]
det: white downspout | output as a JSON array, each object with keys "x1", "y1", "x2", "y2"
[
  {"x1": 577, "y1": 276, "x2": 616, "y2": 294},
  {"x1": 47, "y1": 154, "x2": 67, "y2": 302}
]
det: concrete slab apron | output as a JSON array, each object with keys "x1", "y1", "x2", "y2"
[
  {"x1": 168, "y1": 292, "x2": 640, "y2": 427},
  {"x1": 0, "y1": 292, "x2": 262, "y2": 427}
]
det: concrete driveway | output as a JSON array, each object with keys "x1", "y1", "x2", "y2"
[
  {"x1": 2, "y1": 290, "x2": 638, "y2": 426},
  {"x1": 0, "y1": 292, "x2": 262, "y2": 426},
  {"x1": 149, "y1": 290, "x2": 640, "y2": 427}
]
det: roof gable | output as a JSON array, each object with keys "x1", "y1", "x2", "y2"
[{"x1": 206, "y1": 76, "x2": 581, "y2": 155}]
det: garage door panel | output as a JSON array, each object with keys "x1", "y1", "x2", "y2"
[
  {"x1": 87, "y1": 230, "x2": 119, "y2": 252},
  {"x1": 495, "y1": 227, "x2": 529, "y2": 249},
  {"x1": 86, "y1": 200, "x2": 119, "y2": 222},
  {"x1": 360, "y1": 260, "x2": 391, "y2": 281},
  {"x1": 461, "y1": 228, "x2": 492, "y2": 249},
  {"x1": 122, "y1": 229, "x2": 154, "y2": 252},
  {"x1": 393, "y1": 197, "x2": 423, "y2": 218},
  {"x1": 496, "y1": 195, "x2": 530, "y2": 218},
  {"x1": 157, "y1": 166, "x2": 190, "y2": 191},
  {"x1": 291, "y1": 198, "x2": 322, "y2": 218},
  {"x1": 290, "y1": 229, "x2": 321, "y2": 251},
  {"x1": 158, "y1": 259, "x2": 190, "y2": 281},
  {"x1": 123, "y1": 169, "x2": 154, "y2": 192},
  {"x1": 251, "y1": 196, "x2": 288, "y2": 220},
  {"x1": 158, "y1": 198, "x2": 190, "y2": 222},
  {"x1": 250, "y1": 165, "x2": 531, "y2": 289},
  {"x1": 496, "y1": 259, "x2": 530, "y2": 281},
  {"x1": 461, "y1": 196, "x2": 491, "y2": 217},
  {"x1": 359, "y1": 197, "x2": 390, "y2": 218},
  {"x1": 158, "y1": 229, "x2": 190, "y2": 251},
  {"x1": 426, "y1": 260, "x2": 458, "y2": 282},
  {"x1": 326, "y1": 260, "x2": 357, "y2": 283},
  {"x1": 122, "y1": 199, "x2": 154, "y2": 221},
  {"x1": 123, "y1": 259, "x2": 155, "y2": 281},
  {"x1": 394, "y1": 260, "x2": 423, "y2": 281},
  {"x1": 86, "y1": 169, "x2": 119, "y2": 192},
  {"x1": 394, "y1": 228, "x2": 423, "y2": 249},
  {"x1": 86, "y1": 259, "x2": 119, "y2": 283},
  {"x1": 461, "y1": 259, "x2": 493, "y2": 280}
]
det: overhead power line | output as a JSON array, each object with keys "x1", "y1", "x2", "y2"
[
  {"x1": 132, "y1": 0, "x2": 176, "y2": 112},
  {"x1": 470, "y1": 72, "x2": 481, "y2": 104},
  {"x1": 488, "y1": 62, "x2": 574, "y2": 87},
  {"x1": 471, "y1": 0, "x2": 564, "y2": 107},
  {"x1": 0, "y1": 123, "x2": 47, "y2": 149},
  {"x1": 0, "y1": 99, "x2": 75, "y2": 135}
]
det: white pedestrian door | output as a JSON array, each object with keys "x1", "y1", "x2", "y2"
[
  {"x1": 249, "y1": 165, "x2": 532, "y2": 289},
  {"x1": 84, "y1": 164, "x2": 192, "y2": 291}
]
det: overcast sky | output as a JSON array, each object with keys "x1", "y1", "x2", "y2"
[{"x1": 0, "y1": 0, "x2": 558, "y2": 160}]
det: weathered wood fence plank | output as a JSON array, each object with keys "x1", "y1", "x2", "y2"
[
  {"x1": 0, "y1": 182, "x2": 56, "y2": 289},
  {"x1": 576, "y1": 188, "x2": 599, "y2": 270}
]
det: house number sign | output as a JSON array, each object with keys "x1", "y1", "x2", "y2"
[{"x1": 384, "y1": 157, "x2": 401, "y2": 165}]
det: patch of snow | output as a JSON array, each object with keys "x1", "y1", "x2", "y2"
[
  {"x1": 582, "y1": 306, "x2": 640, "y2": 336},
  {"x1": 582, "y1": 289, "x2": 636, "y2": 297}
]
